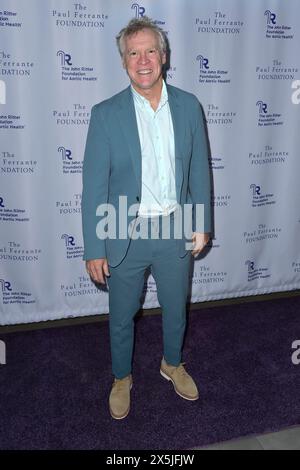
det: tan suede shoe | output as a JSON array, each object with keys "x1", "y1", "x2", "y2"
[
  {"x1": 160, "y1": 358, "x2": 199, "y2": 401},
  {"x1": 109, "y1": 374, "x2": 132, "y2": 420}
]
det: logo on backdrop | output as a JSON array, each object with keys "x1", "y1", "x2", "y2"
[
  {"x1": 58, "y1": 147, "x2": 82, "y2": 174},
  {"x1": 52, "y1": 3, "x2": 108, "y2": 28},
  {"x1": 196, "y1": 55, "x2": 209, "y2": 70},
  {"x1": 196, "y1": 55, "x2": 230, "y2": 84},
  {"x1": 1, "y1": 150, "x2": 38, "y2": 175},
  {"x1": 56, "y1": 194, "x2": 81, "y2": 215},
  {"x1": 256, "y1": 100, "x2": 283, "y2": 127},
  {"x1": 195, "y1": 10, "x2": 244, "y2": 34},
  {"x1": 243, "y1": 223, "x2": 282, "y2": 244},
  {"x1": 250, "y1": 184, "x2": 276, "y2": 208},
  {"x1": 57, "y1": 50, "x2": 72, "y2": 66},
  {"x1": 248, "y1": 144, "x2": 289, "y2": 166},
  {"x1": 264, "y1": 10, "x2": 293, "y2": 39},
  {"x1": 206, "y1": 104, "x2": 237, "y2": 126},
  {"x1": 131, "y1": 3, "x2": 145, "y2": 18},
  {"x1": 191, "y1": 265, "x2": 227, "y2": 286},
  {"x1": 131, "y1": 4, "x2": 165, "y2": 25},
  {"x1": 256, "y1": 59, "x2": 298, "y2": 81},
  {"x1": 60, "y1": 275, "x2": 104, "y2": 298},
  {"x1": 0, "y1": 279, "x2": 35, "y2": 305},
  {"x1": 264, "y1": 10, "x2": 276, "y2": 25},
  {"x1": 0, "y1": 80, "x2": 6, "y2": 104},
  {"x1": 58, "y1": 146, "x2": 72, "y2": 160},
  {"x1": 61, "y1": 234, "x2": 84, "y2": 259},
  {"x1": 0, "y1": 51, "x2": 34, "y2": 77},
  {"x1": 291, "y1": 80, "x2": 300, "y2": 105},
  {"x1": 53, "y1": 104, "x2": 90, "y2": 126},
  {"x1": 0, "y1": 8, "x2": 22, "y2": 28},
  {"x1": 0, "y1": 279, "x2": 11, "y2": 292},
  {"x1": 0, "y1": 197, "x2": 29, "y2": 222},
  {"x1": 56, "y1": 51, "x2": 97, "y2": 82},
  {"x1": 245, "y1": 260, "x2": 271, "y2": 282},
  {"x1": 0, "y1": 241, "x2": 41, "y2": 262}
]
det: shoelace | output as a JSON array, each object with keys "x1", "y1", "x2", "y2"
[
  {"x1": 170, "y1": 363, "x2": 188, "y2": 377},
  {"x1": 113, "y1": 378, "x2": 130, "y2": 391}
]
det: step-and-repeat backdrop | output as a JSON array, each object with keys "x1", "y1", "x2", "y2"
[{"x1": 1, "y1": 0, "x2": 300, "y2": 325}]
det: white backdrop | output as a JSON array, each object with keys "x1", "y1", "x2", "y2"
[{"x1": 1, "y1": 0, "x2": 300, "y2": 325}]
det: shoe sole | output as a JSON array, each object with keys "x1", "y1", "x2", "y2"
[
  {"x1": 109, "y1": 383, "x2": 132, "y2": 420},
  {"x1": 160, "y1": 369, "x2": 199, "y2": 401},
  {"x1": 110, "y1": 407, "x2": 130, "y2": 420}
]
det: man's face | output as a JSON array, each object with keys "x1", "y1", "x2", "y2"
[{"x1": 122, "y1": 28, "x2": 166, "y2": 94}]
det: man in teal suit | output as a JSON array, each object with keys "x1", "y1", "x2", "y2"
[{"x1": 82, "y1": 17, "x2": 211, "y2": 419}]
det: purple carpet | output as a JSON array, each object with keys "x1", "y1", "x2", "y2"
[{"x1": 1, "y1": 295, "x2": 300, "y2": 450}]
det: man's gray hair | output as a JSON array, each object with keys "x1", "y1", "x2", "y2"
[{"x1": 116, "y1": 16, "x2": 167, "y2": 58}]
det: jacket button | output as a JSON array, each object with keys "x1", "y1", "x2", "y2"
[{"x1": 136, "y1": 196, "x2": 140, "y2": 201}]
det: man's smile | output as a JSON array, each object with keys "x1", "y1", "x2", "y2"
[{"x1": 137, "y1": 69, "x2": 153, "y2": 74}]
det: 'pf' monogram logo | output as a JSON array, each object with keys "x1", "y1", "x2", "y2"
[
  {"x1": 264, "y1": 10, "x2": 276, "y2": 25},
  {"x1": 131, "y1": 3, "x2": 145, "y2": 18},
  {"x1": 58, "y1": 146, "x2": 72, "y2": 161},
  {"x1": 196, "y1": 55, "x2": 209, "y2": 70},
  {"x1": 57, "y1": 50, "x2": 72, "y2": 66}
]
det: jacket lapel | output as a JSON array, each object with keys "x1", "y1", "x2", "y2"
[{"x1": 116, "y1": 86, "x2": 142, "y2": 195}]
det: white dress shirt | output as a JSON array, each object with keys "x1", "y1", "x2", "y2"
[{"x1": 131, "y1": 81, "x2": 178, "y2": 217}]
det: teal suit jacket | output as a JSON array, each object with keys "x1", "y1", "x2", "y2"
[{"x1": 82, "y1": 84, "x2": 211, "y2": 267}]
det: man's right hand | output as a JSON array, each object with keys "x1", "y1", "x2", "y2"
[{"x1": 86, "y1": 258, "x2": 110, "y2": 284}]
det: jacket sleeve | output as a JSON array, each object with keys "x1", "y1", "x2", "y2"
[
  {"x1": 81, "y1": 105, "x2": 110, "y2": 260},
  {"x1": 188, "y1": 99, "x2": 212, "y2": 233}
]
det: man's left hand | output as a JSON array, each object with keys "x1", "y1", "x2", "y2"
[{"x1": 191, "y1": 232, "x2": 210, "y2": 257}]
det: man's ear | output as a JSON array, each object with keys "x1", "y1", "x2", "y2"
[{"x1": 162, "y1": 52, "x2": 167, "y2": 65}]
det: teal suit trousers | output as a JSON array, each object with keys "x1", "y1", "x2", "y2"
[{"x1": 107, "y1": 212, "x2": 192, "y2": 379}]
